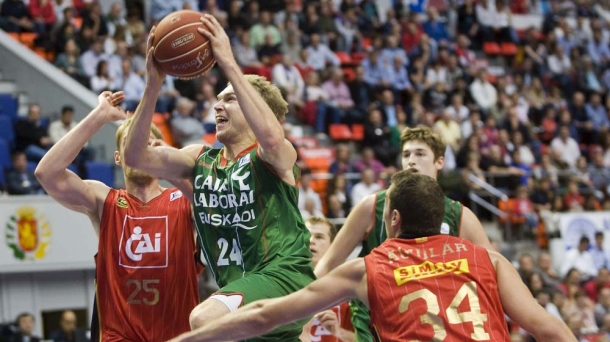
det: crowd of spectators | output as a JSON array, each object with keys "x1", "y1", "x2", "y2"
[{"x1": 5, "y1": 0, "x2": 610, "y2": 339}]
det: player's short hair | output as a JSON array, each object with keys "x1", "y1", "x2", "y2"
[
  {"x1": 229, "y1": 75, "x2": 288, "y2": 121},
  {"x1": 115, "y1": 116, "x2": 163, "y2": 151},
  {"x1": 389, "y1": 171, "x2": 445, "y2": 238},
  {"x1": 305, "y1": 216, "x2": 337, "y2": 242},
  {"x1": 400, "y1": 126, "x2": 446, "y2": 161}
]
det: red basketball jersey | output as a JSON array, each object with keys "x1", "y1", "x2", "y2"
[
  {"x1": 93, "y1": 188, "x2": 200, "y2": 342},
  {"x1": 364, "y1": 235, "x2": 510, "y2": 342},
  {"x1": 309, "y1": 302, "x2": 354, "y2": 342}
]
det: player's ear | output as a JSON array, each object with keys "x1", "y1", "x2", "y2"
[
  {"x1": 114, "y1": 151, "x2": 121, "y2": 166},
  {"x1": 435, "y1": 155, "x2": 445, "y2": 171},
  {"x1": 390, "y1": 209, "x2": 401, "y2": 238}
]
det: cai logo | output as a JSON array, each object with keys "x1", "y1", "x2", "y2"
[
  {"x1": 119, "y1": 215, "x2": 168, "y2": 269},
  {"x1": 5, "y1": 207, "x2": 51, "y2": 261}
]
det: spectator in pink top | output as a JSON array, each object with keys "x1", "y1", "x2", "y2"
[{"x1": 353, "y1": 147, "x2": 385, "y2": 177}]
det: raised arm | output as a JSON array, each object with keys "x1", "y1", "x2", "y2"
[
  {"x1": 491, "y1": 251, "x2": 576, "y2": 342},
  {"x1": 122, "y1": 28, "x2": 201, "y2": 182},
  {"x1": 459, "y1": 207, "x2": 494, "y2": 250},
  {"x1": 171, "y1": 258, "x2": 367, "y2": 342},
  {"x1": 314, "y1": 194, "x2": 376, "y2": 277},
  {"x1": 198, "y1": 14, "x2": 297, "y2": 179},
  {"x1": 35, "y1": 92, "x2": 124, "y2": 233}
]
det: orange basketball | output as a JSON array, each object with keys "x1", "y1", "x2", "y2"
[{"x1": 152, "y1": 10, "x2": 215, "y2": 79}]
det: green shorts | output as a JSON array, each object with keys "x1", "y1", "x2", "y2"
[
  {"x1": 349, "y1": 299, "x2": 373, "y2": 342},
  {"x1": 213, "y1": 269, "x2": 315, "y2": 342}
]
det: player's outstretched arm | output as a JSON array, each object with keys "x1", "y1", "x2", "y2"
[
  {"x1": 198, "y1": 14, "x2": 296, "y2": 178},
  {"x1": 314, "y1": 194, "x2": 376, "y2": 277},
  {"x1": 460, "y1": 207, "x2": 494, "y2": 250},
  {"x1": 169, "y1": 258, "x2": 368, "y2": 342},
  {"x1": 35, "y1": 92, "x2": 124, "y2": 226},
  {"x1": 491, "y1": 251, "x2": 576, "y2": 342},
  {"x1": 123, "y1": 27, "x2": 200, "y2": 181}
]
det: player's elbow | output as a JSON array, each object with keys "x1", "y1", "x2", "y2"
[
  {"x1": 189, "y1": 306, "x2": 207, "y2": 330},
  {"x1": 34, "y1": 162, "x2": 54, "y2": 185},
  {"x1": 253, "y1": 302, "x2": 280, "y2": 334}
]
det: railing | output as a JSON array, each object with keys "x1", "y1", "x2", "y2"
[{"x1": 466, "y1": 172, "x2": 519, "y2": 240}]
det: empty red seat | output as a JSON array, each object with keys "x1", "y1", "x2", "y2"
[
  {"x1": 329, "y1": 124, "x2": 352, "y2": 140},
  {"x1": 501, "y1": 43, "x2": 518, "y2": 55},
  {"x1": 483, "y1": 42, "x2": 501, "y2": 55}
]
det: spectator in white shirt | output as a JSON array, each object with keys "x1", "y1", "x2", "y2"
[
  {"x1": 49, "y1": 106, "x2": 92, "y2": 175},
  {"x1": 80, "y1": 38, "x2": 109, "y2": 78},
  {"x1": 233, "y1": 31, "x2": 263, "y2": 69},
  {"x1": 306, "y1": 33, "x2": 341, "y2": 71},
  {"x1": 426, "y1": 60, "x2": 448, "y2": 88},
  {"x1": 106, "y1": 41, "x2": 129, "y2": 81},
  {"x1": 469, "y1": 68, "x2": 498, "y2": 114},
  {"x1": 548, "y1": 45, "x2": 572, "y2": 75},
  {"x1": 351, "y1": 168, "x2": 381, "y2": 205},
  {"x1": 90, "y1": 60, "x2": 113, "y2": 94},
  {"x1": 114, "y1": 59, "x2": 145, "y2": 112},
  {"x1": 298, "y1": 169, "x2": 323, "y2": 214},
  {"x1": 550, "y1": 125, "x2": 581, "y2": 168},
  {"x1": 272, "y1": 55, "x2": 305, "y2": 112},
  {"x1": 446, "y1": 93, "x2": 470, "y2": 122},
  {"x1": 461, "y1": 110, "x2": 483, "y2": 139},
  {"x1": 335, "y1": 8, "x2": 361, "y2": 52},
  {"x1": 561, "y1": 236, "x2": 599, "y2": 281},
  {"x1": 171, "y1": 97, "x2": 205, "y2": 148},
  {"x1": 49, "y1": 106, "x2": 77, "y2": 144},
  {"x1": 591, "y1": 232, "x2": 609, "y2": 271}
]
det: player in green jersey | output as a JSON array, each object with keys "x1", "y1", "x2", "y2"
[
  {"x1": 123, "y1": 15, "x2": 314, "y2": 341},
  {"x1": 314, "y1": 126, "x2": 493, "y2": 341}
]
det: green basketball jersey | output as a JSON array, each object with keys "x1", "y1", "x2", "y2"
[
  {"x1": 358, "y1": 190, "x2": 388, "y2": 258},
  {"x1": 192, "y1": 145, "x2": 314, "y2": 288},
  {"x1": 351, "y1": 191, "x2": 464, "y2": 341}
]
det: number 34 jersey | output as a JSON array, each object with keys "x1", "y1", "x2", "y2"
[
  {"x1": 92, "y1": 188, "x2": 200, "y2": 342},
  {"x1": 364, "y1": 235, "x2": 510, "y2": 342}
]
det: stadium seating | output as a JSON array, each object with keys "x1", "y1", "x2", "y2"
[
  {"x1": 0, "y1": 116, "x2": 15, "y2": 147},
  {"x1": 0, "y1": 166, "x2": 5, "y2": 190},
  {"x1": 0, "y1": 93, "x2": 18, "y2": 121},
  {"x1": 0, "y1": 139, "x2": 11, "y2": 170},
  {"x1": 26, "y1": 161, "x2": 37, "y2": 173},
  {"x1": 85, "y1": 161, "x2": 114, "y2": 187}
]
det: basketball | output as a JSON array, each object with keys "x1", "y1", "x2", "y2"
[{"x1": 152, "y1": 10, "x2": 215, "y2": 79}]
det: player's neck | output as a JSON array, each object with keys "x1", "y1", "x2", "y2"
[
  {"x1": 223, "y1": 139, "x2": 257, "y2": 161},
  {"x1": 125, "y1": 180, "x2": 164, "y2": 203}
]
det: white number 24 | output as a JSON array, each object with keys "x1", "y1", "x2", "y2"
[{"x1": 217, "y1": 238, "x2": 243, "y2": 266}]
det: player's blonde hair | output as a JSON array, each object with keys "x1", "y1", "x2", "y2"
[
  {"x1": 305, "y1": 216, "x2": 337, "y2": 242},
  {"x1": 228, "y1": 74, "x2": 289, "y2": 121},
  {"x1": 400, "y1": 126, "x2": 446, "y2": 161},
  {"x1": 115, "y1": 116, "x2": 163, "y2": 151}
]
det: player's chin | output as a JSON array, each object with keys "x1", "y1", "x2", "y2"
[{"x1": 126, "y1": 170, "x2": 155, "y2": 184}]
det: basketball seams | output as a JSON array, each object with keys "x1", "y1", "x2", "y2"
[{"x1": 155, "y1": 40, "x2": 211, "y2": 63}]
